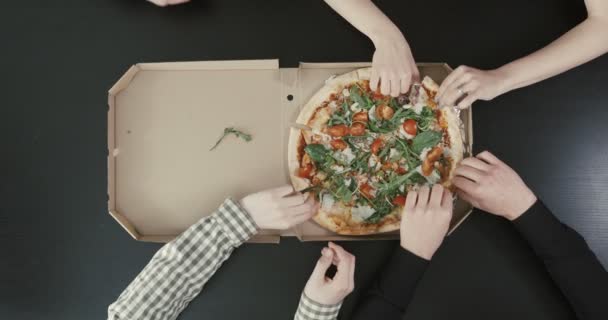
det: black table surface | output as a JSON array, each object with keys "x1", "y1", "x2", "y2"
[{"x1": 2, "y1": 0, "x2": 607, "y2": 319}]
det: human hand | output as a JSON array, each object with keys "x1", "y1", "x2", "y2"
[
  {"x1": 453, "y1": 151, "x2": 537, "y2": 220},
  {"x1": 240, "y1": 185, "x2": 316, "y2": 230},
  {"x1": 304, "y1": 242, "x2": 355, "y2": 305},
  {"x1": 370, "y1": 34, "x2": 419, "y2": 97},
  {"x1": 147, "y1": 0, "x2": 190, "y2": 7},
  {"x1": 436, "y1": 66, "x2": 509, "y2": 109},
  {"x1": 400, "y1": 185, "x2": 453, "y2": 260}
]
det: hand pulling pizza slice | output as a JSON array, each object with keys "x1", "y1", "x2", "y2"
[{"x1": 288, "y1": 68, "x2": 464, "y2": 235}]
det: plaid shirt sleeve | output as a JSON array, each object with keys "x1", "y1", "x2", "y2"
[
  {"x1": 294, "y1": 292, "x2": 342, "y2": 320},
  {"x1": 107, "y1": 198, "x2": 258, "y2": 320}
]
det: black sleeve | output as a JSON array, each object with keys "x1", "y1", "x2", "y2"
[
  {"x1": 512, "y1": 200, "x2": 608, "y2": 320},
  {"x1": 350, "y1": 245, "x2": 429, "y2": 320}
]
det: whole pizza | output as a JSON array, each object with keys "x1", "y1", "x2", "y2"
[{"x1": 288, "y1": 68, "x2": 464, "y2": 235}]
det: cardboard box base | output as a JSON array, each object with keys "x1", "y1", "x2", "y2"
[{"x1": 107, "y1": 60, "x2": 473, "y2": 243}]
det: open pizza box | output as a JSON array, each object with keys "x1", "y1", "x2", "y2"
[{"x1": 107, "y1": 59, "x2": 473, "y2": 243}]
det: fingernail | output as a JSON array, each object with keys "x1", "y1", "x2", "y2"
[{"x1": 321, "y1": 247, "x2": 330, "y2": 256}]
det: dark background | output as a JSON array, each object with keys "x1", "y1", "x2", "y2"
[{"x1": 1, "y1": 0, "x2": 607, "y2": 319}]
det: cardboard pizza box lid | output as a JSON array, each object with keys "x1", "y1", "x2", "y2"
[{"x1": 107, "y1": 59, "x2": 473, "y2": 243}]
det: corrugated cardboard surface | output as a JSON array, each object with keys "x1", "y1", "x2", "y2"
[{"x1": 107, "y1": 60, "x2": 473, "y2": 243}]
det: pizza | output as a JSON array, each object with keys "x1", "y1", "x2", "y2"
[{"x1": 287, "y1": 67, "x2": 464, "y2": 235}]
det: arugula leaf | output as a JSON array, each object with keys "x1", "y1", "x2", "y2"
[
  {"x1": 349, "y1": 86, "x2": 367, "y2": 109},
  {"x1": 389, "y1": 97, "x2": 401, "y2": 109},
  {"x1": 379, "y1": 169, "x2": 419, "y2": 193},
  {"x1": 304, "y1": 144, "x2": 329, "y2": 163},
  {"x1": 411, "y1": 131, "x2": 442, "y2": 154},
  {"x1": 209, "y1": 127, "x2": 252, "y2": 151}
]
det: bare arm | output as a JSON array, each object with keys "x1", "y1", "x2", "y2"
[
  {"x1": 438, "y1": 0, "x2": 608, "y2": 108},
  {"x1": 501, "y1": 0, "x2": 608, "y2": 91},
  {"x1": 324, "y1": 0, "x2": 419, "y2": 97}
]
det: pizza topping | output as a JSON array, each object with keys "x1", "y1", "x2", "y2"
[
  {"x1": 350, "y1": 122, "x2": 367, "y2": 136},
  {"x1": 298, "y1": 164, "x2": 314, "y2": 179},
  {"x1": 299, "y1": 78, "x2": 457, "y2": 227},
  {"x1": 368, "y1": 154, "x2": 382, "y2": 170},
  {"x1": 370, "y1": 138, "x2": 384, "y2": 155},
  {"x1": 338, "y1": 147, "x2": 356, "y2": 164},
  {"x1": 360, "y1": 183, "x2": 375, "y2": 199},
  {"x1": 368, "y1": 106, "x2": 378, "y2": 121},
  {"x1": 376, "y1": 105, "x2": 395, "y2": 120},
  {"x1": 352, "y1": 111, "x2": 369, "y2": 122},
  {"x1": 419, "y1": 147, "x2": 431, "y2": 162},
  {"x1": 397, "y1": 94, "x2": 410, "y2": 105},
  {"x1": 327, "y1": 124, "x2": 349, "y2": 137},
  {"x1": 328, "y1": 101, "x2": 338, "y2": 111},
  {"x1": 421, "y1": 146, "x2": 443, "y2": 176},
  {"x1": 399, "y1": 125, "x2": 415, "y2": 140},
  {"x1": 402, "y1": 119, "x2": 417, "y2": 136},
  {"x1": 351, "y1": 205, "x2": 376, "y2": 221},
  {"x1": 321, "y1": 193, "x2": 336, "y2": 211},
  {"x1": 392, "y1": 195, "x2": 406, "y2": 207},
  {"x1": 330, "y1": 139, "x2": 348, "y2": 150}
]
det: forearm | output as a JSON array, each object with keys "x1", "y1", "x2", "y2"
[
  {"x1": 108, "y1": 198, "x2": 258, "y2": 320},
  {"x1": 351, "y1": 246, "x2": 429, "y2": 319},
  {"x1": 513, "y1": 200, "x2": 608, "y2": 320},
  {"x1": 498, "y1": 14, "x2": 608, "y2": 94},
  {"x1": 324, "y1": 0, "x2": 404, "y2": 45}
]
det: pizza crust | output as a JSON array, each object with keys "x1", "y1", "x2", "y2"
[
  {"x1": 313, "y1": 206, "x2": 401, "y2": 235},
  {"x1": 441, "y1": 106, "x2": 464, "y2": 188}
]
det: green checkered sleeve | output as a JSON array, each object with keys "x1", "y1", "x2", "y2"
[
  {"x1": 294, "y1": 292, "x2": 342, "y2": 320},
  {"x1": 108, "y1": 198, "x2": 258, "y2": 320}
]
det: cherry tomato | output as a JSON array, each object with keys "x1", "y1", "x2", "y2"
[
  {"x1": 330, "y1": 139, "x2": 348, "y2": 150},
  {"x1": 402, "y1": 119, "x2": 417, "y2": 136},
  {"x1": 376, "y1": 105, "x2": 395, "y2": 120},
  {"x1": 360, "y1": 183, "x2": 375, "y2": 199},
  {"x1": 392, "y1": 195, "x2": 406, "y2": 207},
  {"x1": 327, "y1": 124, "x2": 349, "y2": 137},
  {"x1": 298, "y1": 164, "x2": 313, "y2": 179},
  {"x1": 382, "y1": 161, "x2": 393, "y2": 170},
  {"x1": 352, "y1": 111, "x2": 369, "y2": 122},
  {"x1": 370, "y1": 138, "x2": 384, "y2": 155},
  {"x1": 372, "y1": 88, "x2": 385, "y2": 100},
  {"x1": 350, "y1": 122, "x2": 366, "y2": 136}
]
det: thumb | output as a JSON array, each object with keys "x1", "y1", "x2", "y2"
[{"x1": 310, "y1": 247, "x2": 334, "y2": 281}]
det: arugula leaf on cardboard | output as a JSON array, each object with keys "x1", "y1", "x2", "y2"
[{"x1": 209, "y1": 127, "x2": 252, "y2": 151}]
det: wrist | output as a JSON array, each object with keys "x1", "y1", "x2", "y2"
[
  {"x1": 493, "y1": 64, "x2": 521, "y2": 95},
  {"x1": 399, "y1": 242, "x2": 432, "y2": 261},
  {"x1": 505, "y1": 189, "x2": 537, "y2": 221},
  {"x1": 369, "y1": 24, "x2": 404, "y2": 48}
]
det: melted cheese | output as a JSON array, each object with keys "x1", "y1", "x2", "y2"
[
  {"x1": 351, "y1": 205, "x2": 376, "y2": 222},
  {"x1": 321, "y1": 193, "x2": 335, "y2": 211}
]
